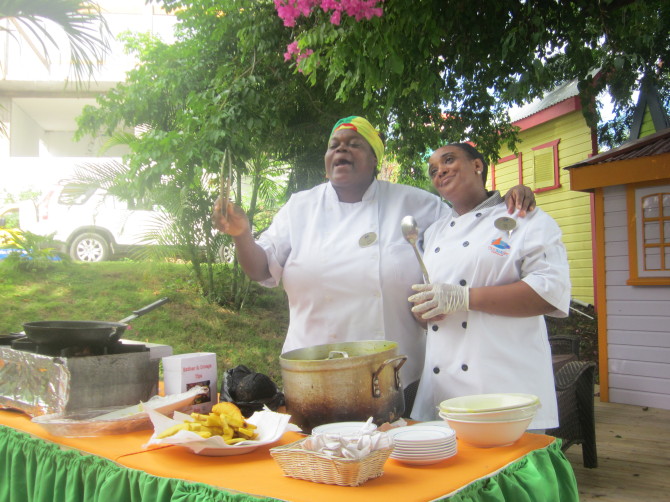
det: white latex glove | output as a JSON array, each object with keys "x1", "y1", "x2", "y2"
[{"x1": 408, "y1": 283, "x2": 469, "y2": 319}]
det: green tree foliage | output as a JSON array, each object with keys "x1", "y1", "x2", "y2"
[
  {"x1": 75, "y1": 0, "x2": 360, "y2": 308},
  {"x1": 282, "y1": 0, "x2": 670, "y2": 174},
  {"x1": 1, "y1": 230, "x2": 68, "y2": 273}
]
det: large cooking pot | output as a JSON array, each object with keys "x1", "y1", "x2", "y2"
[
  {"x1": 280, "y1": 340, "x2": 407, "y2": 432},
  {"x1": 21, "y1": 297, "x2": 169, "y2": 347}
]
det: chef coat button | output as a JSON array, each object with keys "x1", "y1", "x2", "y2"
[
  {"x1": 450, "y1": 221, "x2": 455, "y2": 227},
  {"x1": 433, "y1": 367, "x2": 440, "y2": 374},
  {"x1": 461, "y1": 364, "x2": 469, "y2": 371},
  {"x1": 431, "y1": 324, "x2": 439, "y2": 332},
  {"x1": 475, "y1": 212, "x2": 482, "y2": 217},
  {"x1": 461, "y1": 321, "x2": 467, "y2": 329},
  {"x1": 434, "y1": 247, "x2": 441, "y2": 253},
  {"x1": 463, "y1": 241, "x2": 469, "y2": 247},
  {"x1": 459, "y1": 279, "x2": 467, "y2": 286}
]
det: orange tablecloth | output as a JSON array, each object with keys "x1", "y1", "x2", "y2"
[{"x1": 0, "y1": 408, "x2": 563, "y2": 502}]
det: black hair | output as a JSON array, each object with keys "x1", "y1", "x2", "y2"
[{"x1": 450, "y1": 143, "x2": 489, "y2": 185}]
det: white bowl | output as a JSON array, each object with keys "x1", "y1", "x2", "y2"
[
  {"x1": 443, "y1": 416, "x2": 533, "y2": 448},
  {"x1": 438, "y1": 403, "x2": 539, "y2": 422},
  {"x1": 439, "y1": 393, "x2": 539, "y2": 414}
]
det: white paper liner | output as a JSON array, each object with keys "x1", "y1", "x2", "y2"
[{"x1": 144, "y1": 405, "x2": 300, "y2": 455}]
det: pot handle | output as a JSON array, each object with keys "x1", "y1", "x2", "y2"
[
  {"x1": 108, "y1": 325, "x2": 124, "y2": 343},
  {"x1": 118, "y1": 297, "x2": 169, "y2": 324},
  {"x1": 371, "y1": 355, "x2": 407, "y2": 397}
]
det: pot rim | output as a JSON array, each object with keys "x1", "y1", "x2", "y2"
[
  {"x1": 280, "y1": 340, "x2": 400, "y2": 363},
  {"x1": 24, "y1": 321, "x2": 128, "y2": 330}
]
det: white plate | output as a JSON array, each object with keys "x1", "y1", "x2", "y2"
[
  {"x1": 191, "y1": 445, "x2": 260, "y2": 456},
  {"x1": 394, "y1": 440, "x2": 456, "y2": 451},
  {"x1": 414, "y1": 421, "x2": 453, "y2": 428},
  {"x1": 391, "y1": 450, "x2": 456, "y2": 458},
  {"x1": 311, "y1": 421, "x2": 377, "y2": 436},
  {"x1": 393, "y1": 455, "x2": 455, "y2": 461},
  {"x1": 393, "y1": 446, "x2": 456, "y2": 455},
  {"x1": 388, "y1": 425, "x2": 456, "y2": 445},
  {"x1": 393, "y1": 446, "x2": 457, "y2": 455},
  {"x1": 391, "y1": 454, "x2": 456, "y2": 466}
]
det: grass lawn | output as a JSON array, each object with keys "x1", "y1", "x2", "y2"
[{"x1": 1, "y1": 260, "x2": 289, "y2": 385}]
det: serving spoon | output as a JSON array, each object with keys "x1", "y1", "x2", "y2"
[{"x1": 401, "y1": 215, "x2": 430, "y2": 283}]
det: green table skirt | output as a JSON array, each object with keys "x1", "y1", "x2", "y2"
[{"x1": 0, "y1": 426, "x2": 578, "y2": 502}]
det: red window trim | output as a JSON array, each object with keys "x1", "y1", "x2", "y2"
[{"x1": 491, "y1": 153, "x2": 523, "y2": 191}]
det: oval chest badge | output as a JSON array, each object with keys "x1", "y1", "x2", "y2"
[
  {"x1": 494, "y1": 217, "x2": 517, "y2": 233},
  {"x1": 359, "y1": 232, "x2": 378, "y2": 247}
]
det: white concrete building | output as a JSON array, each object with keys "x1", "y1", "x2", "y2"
[{"x1": 0, "y1": 1, "x2": 176, "y2": 197}]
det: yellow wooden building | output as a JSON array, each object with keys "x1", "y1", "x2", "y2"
[{"x1": 491, "y1": 80, "x2": 598, "y2": 304}]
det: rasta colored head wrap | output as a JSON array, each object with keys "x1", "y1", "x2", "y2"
[{"x1": 330, "y1": 116, "x2": 384, "y2": 168}]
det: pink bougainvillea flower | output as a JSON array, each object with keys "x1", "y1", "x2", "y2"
[
  {"x1": 275, "y1": 0, "x2": 384, "y2": 27},
  {"x1": 330, "y1": 10, "x2": 341, "y2": 25}
]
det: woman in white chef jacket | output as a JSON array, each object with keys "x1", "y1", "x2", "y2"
[
  {"x1": 408, "y1": 143, "x2": 570, "y2": 430},
  {"x1": 212, "y1": 117, "x2": 535, "y2": 397}
]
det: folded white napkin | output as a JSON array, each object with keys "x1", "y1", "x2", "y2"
[{"x1": 302, "y1": 418, "x2": 392, "y2": 459}]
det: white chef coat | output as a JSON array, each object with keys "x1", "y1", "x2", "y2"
[
  {"x1": 410, "y1": 197, "x2": 570, "y2": 429},
  {"x1": 257, "y1": 179, "x2": 450, "y2": 385}
]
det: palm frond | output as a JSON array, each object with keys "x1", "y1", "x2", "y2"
[
  {"x1": 69, "y1": 159, "x2": 127, "y2": 190},
  {"x1": 0, "y1": 0, "x2": 112, "y2": 85},
  {"x1": 99, "y1": 132, "x2": 138, "y2": 155}
]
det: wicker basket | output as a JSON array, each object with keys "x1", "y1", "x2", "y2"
[{"x1": 270, "y1": 438, "x2": 393, "y2": 487}]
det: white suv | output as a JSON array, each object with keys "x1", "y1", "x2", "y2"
[{"x1": 19, "y1": 182, "x2": 162, "y2": 262}]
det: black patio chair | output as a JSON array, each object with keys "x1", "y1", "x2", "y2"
[
  {"x1": 547, "y1": 360, "x2": 598, "y2": 468},
  {"x1": 403, "y1": 380, "x2": 420, "y2": 418},
  {"x1": 549, "y1": 334, "x2": 580, "y2": 358}
]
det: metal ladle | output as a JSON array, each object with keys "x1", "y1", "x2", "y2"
[{"x1": 401, "y1": 215, "x2": 430, "y2": 283}]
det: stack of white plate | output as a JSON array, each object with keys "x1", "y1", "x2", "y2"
[{"x1": 387, "y1": 424, "x2": 457, "y2": 465}]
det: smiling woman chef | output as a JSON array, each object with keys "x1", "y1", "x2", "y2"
[
  {"x1": 212, "y1": 116, "x2": 535, "y2": 404},
  {"x1": 408, "y1": 143, "x2": 570, "y2": 430}
]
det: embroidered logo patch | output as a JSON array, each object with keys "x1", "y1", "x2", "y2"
[{"x1": 489, "y1": 237, "x2": 511, "y2": 256}]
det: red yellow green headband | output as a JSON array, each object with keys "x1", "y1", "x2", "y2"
[{"x1": 330, "y1": 116, "x2": 384, "y2": 168}]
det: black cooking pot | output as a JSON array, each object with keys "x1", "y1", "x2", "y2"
[{"x1": 22, "y1": 297, "x2": 169, "y2": 347}]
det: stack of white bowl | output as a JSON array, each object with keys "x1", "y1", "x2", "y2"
[{"x1": 438, "y1": 393, "x2": 540, "y2": 448}]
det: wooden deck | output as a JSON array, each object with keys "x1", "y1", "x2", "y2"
[{"x1": 563, "y1": 396, "x2": 670, "y2": 500}]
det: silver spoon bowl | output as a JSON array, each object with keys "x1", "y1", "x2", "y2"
[{"x1": 401, "y1": 215, "x2": 430, "y2": 283}]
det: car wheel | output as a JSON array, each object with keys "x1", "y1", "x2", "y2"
[
  {"x1": 70, "y1": 233, "x2": 110, "y2": 262},
  {"x1": 218, "y1": 243, "x2": 235, "y2": 263}
]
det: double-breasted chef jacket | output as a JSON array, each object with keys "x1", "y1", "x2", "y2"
[
  {"x1": 257, "y1": 179, "x2": 451, "y2": 386},
  {"x1": 410, "y1": 194, "x2": 570, "y2": 429}
]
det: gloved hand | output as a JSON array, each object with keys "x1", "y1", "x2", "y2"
[{"x1": 408, "y1": 283, "x2": 469, "y2": 320}]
